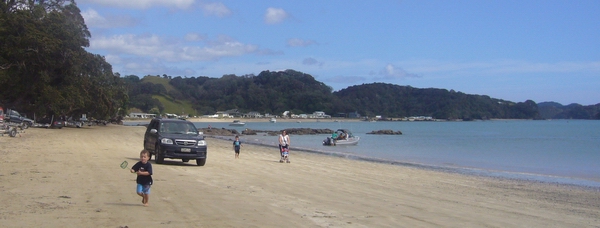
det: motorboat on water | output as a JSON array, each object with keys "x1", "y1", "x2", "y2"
[
  {"x1": 323, "y1": 129, "x2": 359, "y2": 146},
  {"x1": 269, "y1": 118, "x2": 276, "y2": 123},
  {"x1": 229, "y1": 120, "x2": 246, "y2": 126}
]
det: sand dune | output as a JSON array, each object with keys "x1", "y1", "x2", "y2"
[{"x1": 0, "y1": 125, "x2": 598, "y2": 227}]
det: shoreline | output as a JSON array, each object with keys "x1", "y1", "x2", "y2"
[
  {"x1": 1, "y1": 125, "x2": 598, "y2": 227},
  {"x1": 122, "y1": 119, "x2": 600, "y2": 189},
  {"x1": 208, "y1": 134, "x2": 600, "y2": 190}
]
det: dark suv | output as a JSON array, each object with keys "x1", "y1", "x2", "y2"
[
  {"x1": 144, "y1": 118, "x2": 207, "y2": 166},
  {"x1": 6, "y1": 109, "x2": 34, "y2": 128}
]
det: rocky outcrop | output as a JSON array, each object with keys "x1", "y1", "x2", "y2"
[
  {"x1": 244, "y1": 128, "x2": 334, "y2": 136},
  {"x1": 198, "y1": 128, "x2": 240, "y2": 136},
  {"x1": 198, "y1": 127, "x2": 334, "y2": 136},
  {"x1": 366, "y1": 130, "x2": 403, "y2": 135}
]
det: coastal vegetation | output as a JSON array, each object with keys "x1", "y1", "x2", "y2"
[
  {"x1": 0, "y1": 0, "x2": 128, "y2": 120},
  {"x1": 124, "y1": 72, "x2": 546, "y2": 120},
  {"x1": 1, "y1": 1, "x2": 598, "y2": 120}
]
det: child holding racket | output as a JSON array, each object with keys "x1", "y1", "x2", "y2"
[{"x1": 130, "y1": 149, "x2": 153, "y2": 206}]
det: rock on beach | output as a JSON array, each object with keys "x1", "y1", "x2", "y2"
[{"x1": 367, "y1": 129, "x2": 403, "y2": 135}]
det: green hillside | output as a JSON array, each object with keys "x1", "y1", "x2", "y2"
[
  {"x1": 141, "y1": 76, "x2": 177, "y2": 93},
  {"x1": 124, "y1": 70, "x2": 545, "y2": 120},
  {"x1": 152, "y1": 95, "x2": 197, "y2": 116}
]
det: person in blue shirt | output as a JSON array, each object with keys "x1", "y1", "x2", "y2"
[{"x1": 233, "y1": 135, "x2": 242, "y2": 159}]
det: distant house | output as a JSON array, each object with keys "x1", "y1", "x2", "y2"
[
  {"x1": 225, "y1": 109, "x2": 242, "y2": 117},
  {"x1": 244, "y1": 111, "x2": 263, "y2": 118},
  {"x1": 129, "y1": 113, "x2": 157, "y2": 118},
  {"x1": 348, "y1": 111, "x2": 361, "y2": 118},
  {"x1": 333, "y1": 112, "x2": 347, "y2": 118},
  {"x1": 309, "y1": 111, "x2": 331, "y2": 118},
  {"x1": 215, "y1": 111, "x2": 231, "y2": 118},
  {"x1": 165, "y1": 113, "x2": 178, "y2": 119}
]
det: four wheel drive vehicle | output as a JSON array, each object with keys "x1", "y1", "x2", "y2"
[
  {"x1": 144, "y1": 118, "x2": 208, "y2": 166},
  {"x1": 5, "y1": 109, "x2": 34, "y2": 128}
]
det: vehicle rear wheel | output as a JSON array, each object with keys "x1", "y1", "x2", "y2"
[
  {"x1": 9, "y1": 128, "x2": 17, "y2": 137},
  {"x1": 155, "y1": 145, "x2": 164, "y2": 164},
  {"x1": 196, "y1": 158, "x2": 206, "y2": 166},
  {"x1": 182, "y1": 159, "x2": 189, "y2": 162}
]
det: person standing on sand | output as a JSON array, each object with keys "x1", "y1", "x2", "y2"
[
  {"x1": 130, "y1": 149, "x2": 153, "y2": 207},
  {"x1": 278, "y1": 130, "x2": 290, "y2": 162},
  {"x1": 233, "y1": 135, "x2": 242, "y2": 159}
]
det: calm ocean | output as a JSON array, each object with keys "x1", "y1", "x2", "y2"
[{"x1": 195, "y1": 119, "x2": 600, "y2": 188}]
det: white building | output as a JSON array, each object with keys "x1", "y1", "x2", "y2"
[
  {"x1": 309, "y1": 111, "x2": 331, "y2": 118},
  {"x1": 129, "y1": 113, "x2": 157, "y2": 118}
]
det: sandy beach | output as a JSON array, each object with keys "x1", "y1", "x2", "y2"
[{"x1": 0, "y1": 125, "x2": 599, "y2": 227}]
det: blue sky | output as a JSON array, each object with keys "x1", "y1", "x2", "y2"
[{"x1": 78, "y1": 0, "x2": 600, "y2": 105}]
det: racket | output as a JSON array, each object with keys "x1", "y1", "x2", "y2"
[{"x1": 120, "y1": 160, "x2": 128, "y2": 169}]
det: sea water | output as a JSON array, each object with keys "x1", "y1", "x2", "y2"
[{"x1": 196, "y1": 120, "x2": 600, "y2": 188}]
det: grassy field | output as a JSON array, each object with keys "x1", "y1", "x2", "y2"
[
  {"x1": 140, "y1": 76, "x2": 198, "y2": 116},
  {"x1": 153, "y1": 95, "x2": 197, "y2": 116},
  {"x1": 140, "y1": 75, "x2": 177, "y2": 93}
]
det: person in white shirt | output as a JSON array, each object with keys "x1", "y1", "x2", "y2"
[{"x1": 278, "y1": 130, "x2": 291, "y2": 163}]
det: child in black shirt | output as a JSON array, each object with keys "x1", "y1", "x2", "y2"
[{"x1": 131, "y1": 149, "x2": 153, "y2": 206}]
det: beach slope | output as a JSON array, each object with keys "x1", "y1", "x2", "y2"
[{"x1": 0, "y1": 125, "x2": 598, "y2": 227}]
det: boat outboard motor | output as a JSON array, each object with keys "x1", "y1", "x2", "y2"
[{"x1": 323, "y1": 137, "x2": 330, "y2": 145}]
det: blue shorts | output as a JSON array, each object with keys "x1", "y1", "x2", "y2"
[{"x1": 137, "y1": 184, "x2": 151, "y2": 195}]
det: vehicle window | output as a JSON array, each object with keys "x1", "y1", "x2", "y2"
[
  {"x1": 159, "y1": 122, "x2": 169, "y2": 133},
  {"x1": 183, "y1": 123, "x2": 198, "y2": 134},
  {"x1": 159, "y1": 122, "x2": 197, "y2": 134}
]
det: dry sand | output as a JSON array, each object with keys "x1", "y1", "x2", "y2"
[{"x1": 0, "y1": 125, "x2": 599, "y2": 227}]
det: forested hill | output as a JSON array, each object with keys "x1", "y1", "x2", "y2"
[
  {"x1": 537, "y1": 102, "x2": 600, "y2": 119},
  {"x1": 126, "y1": 70, "x2": 549, "y2": 120},
  {"x1": 333, "y1": 83, "x2": 539, "y2": 120}
]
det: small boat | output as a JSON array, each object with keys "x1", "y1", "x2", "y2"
[
  {"x1": 323, "y1": 129, "x2": 359, "y2": 146},
  {"x1": 269, "y1": 118, "x2": 276, "y2": 123},
  {"x1": 229, "y1": 120, "x2": 246, "y2": 126}
]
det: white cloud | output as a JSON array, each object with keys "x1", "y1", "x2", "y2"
[
  {"x1": 184, "y1": 33, "x2": 206, "y2": 42},
  {"x1": 104, "y1": 54, "x2": 122, "y2": 64},
  {"x1": 373, "y1": 64, "x2": 420, "y2": 79},
  {"x1": 287, "y1": 38, "x2": 317, "y2": 47},
  {"x1": 81, "y1": 9, "x2": 107, "y2": 27},
  {"x1": 121, "y1": 58, "x2": 194, "y2": 76},
  {"x1": 264, "y1": 7, "x2": 288, "y2": 24},
  {"x1": 89, "y1": 34, "x2": 259, "y2": 62},
  {"x1": 200, "y1": 2, "x2": 232, "y2": 17},
  {"x1": 81, "y1": 9, "x2": 138, "y2": 28},
  {"x1": 78, "y1": 0, "x2": 195, "y2": 9},
  {"x1": 302, "y1": 57, "x2": 324, "y2": 67}
]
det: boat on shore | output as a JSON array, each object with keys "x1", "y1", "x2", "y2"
[
  {"x1": 269, "y1": 118, "x2": 276, "y2": 123},
  {"x1": 229, "y1": 120, "x2": 246, "y2": 126},
  {"x1": 323, "y1": 129, "x2": 360, "y2": 146}
]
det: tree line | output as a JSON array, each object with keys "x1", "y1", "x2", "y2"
[
  {"x1": 124, "y1": 71, "x2": 548, "y2": 120},
  {"x1": 0, "y1": 0, "x2": 127, "y2": 120}
]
